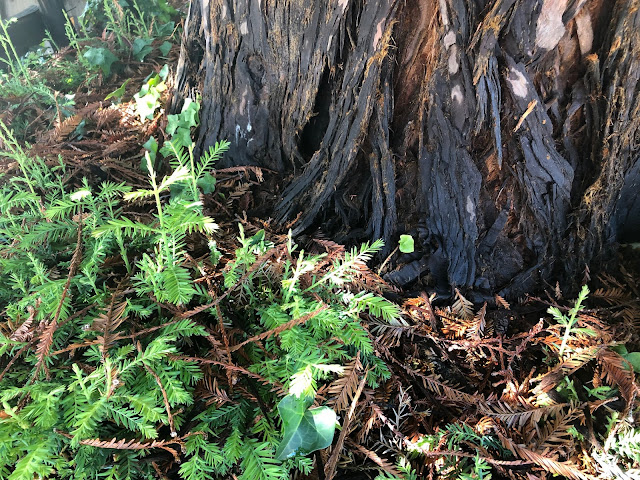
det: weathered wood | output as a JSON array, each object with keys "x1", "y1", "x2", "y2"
[{"x1": 174, "y1": 0, "x2": 640, "y2": 296}]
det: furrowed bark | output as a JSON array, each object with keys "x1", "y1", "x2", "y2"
[{"x1": 174, "y1": 0, "x2": 640, "y2": 297}]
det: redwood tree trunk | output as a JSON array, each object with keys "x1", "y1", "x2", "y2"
[{"x1": 173, "y1": 0, "x2": 640, "y2": 297}]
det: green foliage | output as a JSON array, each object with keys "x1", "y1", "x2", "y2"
[
  {"x1": 81, "y1": 0, "x2": 178, "y2": 60},
  {"x1": 83, "y1": 0, "x2": 177, "y2": 32},
  {"x1": 133, "y1": 65, "x2": 169, "y2": 120},
  {"x1": 611, "y1": 344, "x2": 640, "y2": 373},
  {"x1": 374, "y1": 458, "x2": 418, "y2": 480},
  {"x1": 275, "y1": 394, "x2": 337, "y2": 459},
  {"x1": 0, "y1": 89, "x2": 402, "y2": 480},
  {"x1": 165, "y1": 98, "x2": 201, "y2": 148},
  {"x1": 83, "y1": 46, "x2": 118, "y2": 76},
  {"x1": 104, "y1": 78, "x2": 131, "y2": 102},
  {"x1": 547, "y1": 285, "x2": 595, "y2": 358},
  {"x1": 0, "y1": 18, "x2": 31, "y2": 82},
  {"x1": 398, "y1": 234, "x2": 414, "y2": 254},
  {"x1": 0, "y1": 20, "x2": 79, "y2": 139}
]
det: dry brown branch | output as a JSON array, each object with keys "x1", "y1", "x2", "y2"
[
  {"x1": 326, "y1": 354, "x2": 363, "y2": 413},
  {"x1": 324, "y1": 368, "x2": 368, "y2": 480},
  {"x1": 597, "y1": 349, "x2": 638, "y2": 407},
  {"x1": 452, "y1": 288, "x2": 474, "y2": 320},
  {"x1": 56, "y1": 431, "x2": 181, "y2": 461},
  {"x1": 229, "y1": 305, "x2": 328, "y2": 353},
  {"x1": 33, "y1": 221, "x2": 83, "y2": 380},
  {"x1": 171, "y1": 355, "x2": 284, "y2": 394}
]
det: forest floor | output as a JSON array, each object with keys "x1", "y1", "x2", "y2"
[{"x1": 0, "y1": 6, "x2": 639, "y2": 480}]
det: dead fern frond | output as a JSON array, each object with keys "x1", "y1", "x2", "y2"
[
  {"x1": 10, "y1": 302, "x2": 39, "y2": 342},
  {"x1": 92, "y1": 106, "x2": 122, "y2": 129},
  {"x1": 532, "y1": 346, "x2": 601, "y2": 397},
  {"x1": 47, "y1": 114, "x2": 83, "y2": 142},
  {"x1": 512, "y1": 445, "x2": 594, "y2": 480},
  {"x1": 327, "y1": 354, "x2": 363, "y2": 413},
  {"x1": 33, "y1": 223, "x2": 83, "y2": 380},
  {"x1": 452, "y1": 288, "x2": 474, "y2": 320},
  {"x1": 534, "y1": 406, "x2": 582, "y2": 454},
  {"x1": 597, "y1": 349, "x2": 638, "y2": 406},
  {"x1": 405, "y1": 293, "x2": 438, "y2": 329},
  {"x1": 592, "y1": 287, "x2": 631, "y2": 305},
  {"x1": 495, "y1": 294, "x2": 510, "y2": 309},
  {"x1": 350, "y1": 441, "x2": 401, "y2": 477},
  {"x1": 420, "y1": 374, "x2": 485, "y2": 405},
  {"x1": 198, "y1": 376, "x2": 232, "y2": 406},
  {"x1": 467, "y1": 303, "x2": 487, "y2": 341},
  {"x1": 71, "y1": 435, "x2": 180, "y2": 461},
  {"x1": 438, "y1": 308, "x2": 474, "y2": 338},
  {"x1": 480, "y1": 402, "x2": 567, "y2": 429},
  {"x1": 92, "y1": 299, "x2": 128, "y2": 356}
]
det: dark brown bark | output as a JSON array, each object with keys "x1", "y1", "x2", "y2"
[{"x1": 173, "y1": 0, "x2": 640, "y2": 297}]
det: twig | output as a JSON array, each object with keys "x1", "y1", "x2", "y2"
[{"x1": 324, "y1": 368, "x2": 369, "y2": 480}]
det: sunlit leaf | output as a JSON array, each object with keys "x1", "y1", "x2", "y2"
[{"x1": 275, "y1": 394, "x2": 337, "y2": 460}]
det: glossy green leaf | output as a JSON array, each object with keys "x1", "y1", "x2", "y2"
[
  {"x1": 275, "y1": 394, "x2": 337, "y2": 460},
  {"x1": 83, "y1": 47, "x2": 117, "y2": 76},
  {"x1": 399, "y1": 234, "x2": 414, "y2": 254},
  {"x1": 623, "y1": 352, "x2": 640, "y2": 373},
  {"x1": 159, "y1": 41, "x2": 173, "y2": 56},
  {"x1": 132, "y1": 37, "x2": 153, "y2": 62},
  {"x1": 105, "y1": 78, "x2": 130, "y2": 102},
  {"x1": 611, "y1": 344, "x2": 628, "y2": 355},
  {"x1": 197, "y1": 173, "x2": 216, "y2": 194},
  {"x1": 158, "y1": 64, "x2": 170, "y2": 81}
]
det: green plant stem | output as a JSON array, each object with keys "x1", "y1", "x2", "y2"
[
  {"x1": 0, "y1": 19, "x2": 31, "y2": 83},
  {"x1": 558, "y1": 285, "x2": 589, "y2": 358},
  {"x1": 188, "y1": 144, "x2": 198, "y2": 203}
]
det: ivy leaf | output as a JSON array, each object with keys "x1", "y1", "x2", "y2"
[
  {"x1": 105, "y1": 78, "x2": 130, "y2": 102},
  {"x1": 159, "y1": 41, "x2": 173, "y2": 56},
  {"x1": 275, "y1": 394, "x2": 337, "y2": 460},
  {"x1": 197, "y1": 173, "x2": 216, "y2": 194},
  {"x1": 399, "y1": 234, "x2": 414, "y2": 254},
  {"x1": 132, "y1": 37, "x2": 153, "y2": 62},
  {"x1": 142, "y1": 137, "x2": 158, "y2": 172},
  {"x1": 158, "y1": 64, "x2": 170, "y2": 81},
  {"x1": 623, "y1": 352, "x2": 640, "y2": 373},
  {"x1": 166, "y1": 114, "x2": 181, "y2": 136},
  {"x1": 156, "y1": 21, "x2": 176, "y2": 37},
  {"x1": 611, "y1": 344, "x2": 628, "y2": 355},
  {"x1": 84, "y1": 47, "x2": 118, "y2": 76}
]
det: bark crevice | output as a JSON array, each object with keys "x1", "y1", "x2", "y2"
[{"x1": 174, "y1": 0, "x2": 640, "y2": 296}]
